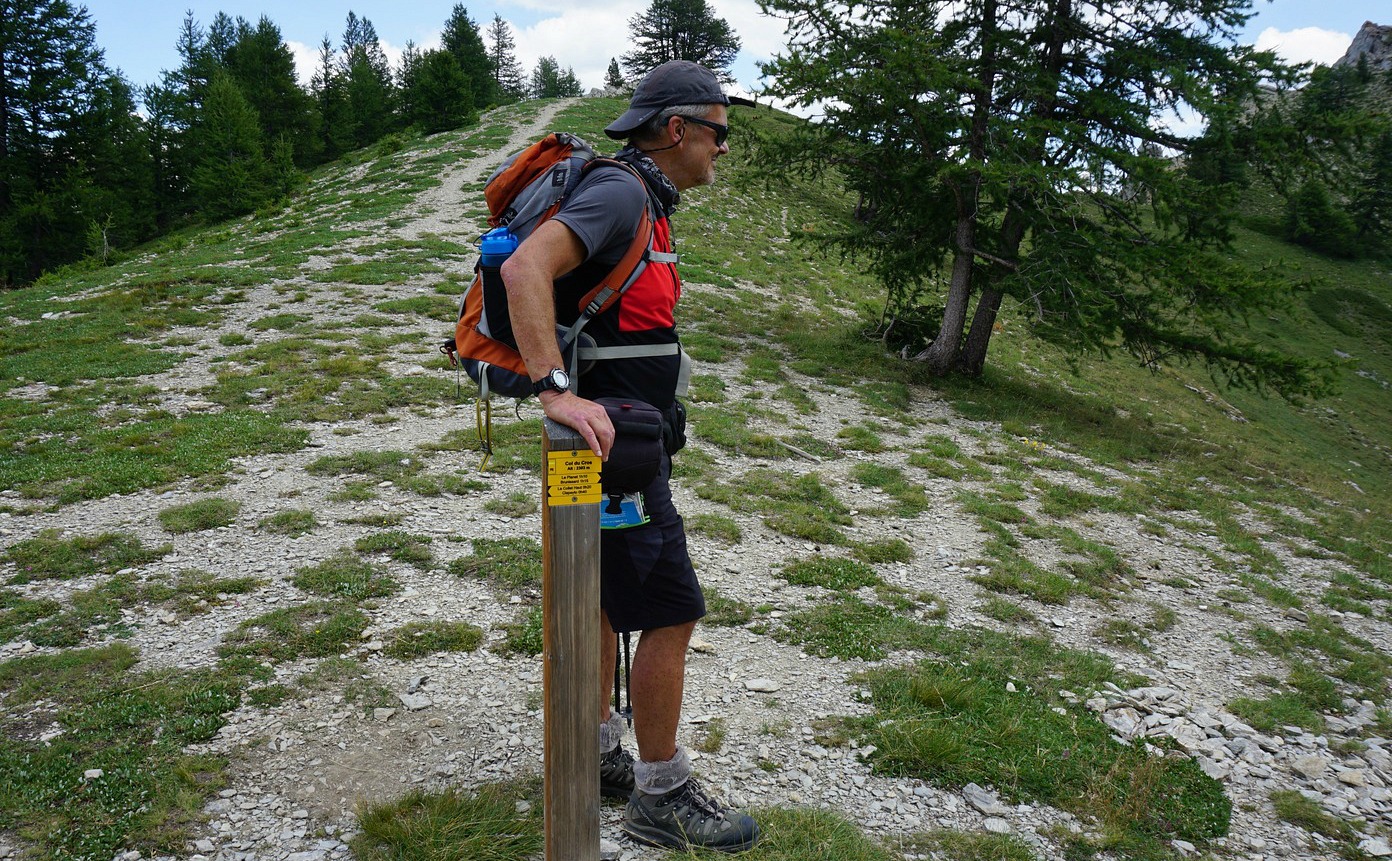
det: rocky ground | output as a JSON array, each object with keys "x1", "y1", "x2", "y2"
[{"x1": 2, "y1": 99, "x2": 1391, "y2": 861}]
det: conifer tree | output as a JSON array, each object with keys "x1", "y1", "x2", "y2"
[
  {"x1": 442, "y1": 4, "x2": 495, "y2": 108},
  {"x1": 758, "y1": 0, "x2": 1329, "y2": 396},
  {"x1": 622, "y1": 0, "x2": 741, "y2": 82},
  {"x1": 189, "y1": 69, "x2": 270, "y2": 220},
  {"x1": 605, "y1": 58, "x2": 626, "y2": 91},
  {"x1": 224, "y1": 16, "x2": 317, "y2": 166},
  {"x1": 1, "y1": 0, "x2": 155, "y2": 282},
  {"x1": 530, "y1": 57, "x2": 583, "y2": 99},
  {"x1": 486, "y1": 15, "x2": 525, "y2": 103},
  {"x1": 310, "y1": 35, "x2": 354, "y2": 161},
  {"x1": 341, "y1": 13, "x2": 395, "y2": 148},
  {"x1": 405, "y1": 50, "x2": 475, "y2": 133}
]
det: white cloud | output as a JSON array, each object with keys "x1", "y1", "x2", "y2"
[
  {"x1": 513, "y1": 7, "x2": 636, "y2": 90},
  {"x1": 1253, "y1": 26, "x2": 1352, "y2": 67}
]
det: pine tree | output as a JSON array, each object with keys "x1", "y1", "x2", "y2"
[
  {"x1": 530, "y1": 57, "x2": 582, "y2": 99},
  {"x1": 341, "y1": 13, "x2": 395, "y2": 148},
  {"x1": 189, "y1": 69, "x2": 270, "y2": 220},
  {"x1": 441, "y1": 4, "x2": 495, "y2": 108},
  {"x1": 405, "y1": 50, "x2": 475, "y2": 133},
  {"x1": 604, "y1": 58, "x2": 626, "y2": 91},
  {"x1": 223, "y1": 15, "x2": 317, "y2": 166},
  {"x1": 486, "y1": 15, "x2": 525, "y2": 103},
  {"x1": 310, "y1": 35, "x2": 353, "y2": 161},
  {"x1": 1, "y1": 0, "x2": 155, "y2": 282},
  {"x1": 1350, "y1": 127, "x2": 1392, "y2": 252},
  {"x1": 758, "y1": 0, "x2": 1329, "y2": 397},
  {"x1": 622, "y1": 0, "x2": 741, "y2": 82}
]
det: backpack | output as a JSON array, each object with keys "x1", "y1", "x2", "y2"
[{"x1": 439, "y1": 132, "x2": 683, "y2": 467}]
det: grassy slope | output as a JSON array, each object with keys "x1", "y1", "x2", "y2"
[{"x1": 0, "y1": 97, "x2": 1389, "y2": 860}]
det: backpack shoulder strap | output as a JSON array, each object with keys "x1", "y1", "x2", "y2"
[{"x1": 572, "y1": 158, "x2": 676, "y2": 318}]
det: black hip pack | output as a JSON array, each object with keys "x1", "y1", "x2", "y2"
[{"x1": 596, "y1": 398, "x2": 664, "y2": 494}]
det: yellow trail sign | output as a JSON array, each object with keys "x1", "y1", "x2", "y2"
[{"x1": 546, "y1": 450, "x2": 602, "y2": 506}]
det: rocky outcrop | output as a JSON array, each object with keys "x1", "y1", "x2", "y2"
[{"x1": 1337, "y1": 21, "x2": 1392, "y2": 72}]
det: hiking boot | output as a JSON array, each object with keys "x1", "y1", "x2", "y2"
[
  {"x1": 600, "y1": 744, "x2": 635, "y2": 799},
  {"x1": 622, "y1": 778, "x2": 760, "y2": 853}
]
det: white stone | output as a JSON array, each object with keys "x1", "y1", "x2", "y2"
[
  {"x1": 744, "y1": 679, "x2": 782, "y2": 693},
  {"x1": 983, "y1": 817, "x2": 1012, "y2": 834}
]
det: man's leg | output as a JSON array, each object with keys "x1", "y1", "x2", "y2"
[
  {"x1": 622, "y1": 618, "x2": 759, "y2": 852},
  {"x1": 598, "y1": 609, "x2": 634, "y2": 800},
  {"x1": 630, "y1": 620, "x2": 697, "y2": 763}
]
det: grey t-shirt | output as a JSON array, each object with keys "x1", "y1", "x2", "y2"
[{"x1": 550, "y1": 163, "x2": 683, "y2": 408}]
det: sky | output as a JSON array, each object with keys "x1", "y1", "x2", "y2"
[{"x1": 82, "y1": 0, "x2": 1385, "y2": 103}]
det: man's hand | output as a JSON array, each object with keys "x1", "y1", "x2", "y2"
[{"x1": 539, "y1": 390, "x2": 614, "y2": 460}]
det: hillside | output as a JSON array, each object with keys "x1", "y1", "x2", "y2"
[{"x1": 1, "y1": 96, "x2": 1391, "y2": 861}]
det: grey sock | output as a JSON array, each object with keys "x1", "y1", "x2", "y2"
[
  {"x1": 599, "y1": 714, "x2": 626, "y2": 754},
  {"x1": 633, "y1": 745, "x2": 691, "y2": 796}
]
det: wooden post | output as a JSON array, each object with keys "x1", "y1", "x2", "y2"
[{"x1": 542, "y1": 418, "x2": 602, "y2": 861}]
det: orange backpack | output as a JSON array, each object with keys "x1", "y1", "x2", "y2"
[{"x1": 439, "y1": 133, "x2": 678, "y2": 465}]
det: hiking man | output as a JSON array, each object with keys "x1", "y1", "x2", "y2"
[{"x1": 499, "y1": 60, "x2": 759, "y2": 853}]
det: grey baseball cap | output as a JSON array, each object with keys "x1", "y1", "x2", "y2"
[{"x1": 605, "y1": 60, "x2": 756, "y2": 140}]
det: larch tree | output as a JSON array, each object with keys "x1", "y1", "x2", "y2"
[
  {"x1": 0, "y1": 0, "x2": 154, "y2": 282},
  {"x1": 757, "y1": 0, "x2": 1330, "y2": 397},
  {"x1": 442, "y1": 4, "x2": 494, "y2": 108},
  {"x1": 622, "y1": 0, "x2": 741, "y2": 82},
  {"x1": 485, "y1": 15, "x2": 525, "y2": 103}
]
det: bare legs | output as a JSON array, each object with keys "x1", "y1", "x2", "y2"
[{"x1": 599, "y1": 610, "x2": 696, "y2": 764}]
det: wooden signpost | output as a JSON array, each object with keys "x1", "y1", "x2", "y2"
[{"x1": 541, "y1": 418, "x2": 602, "y2": 860}]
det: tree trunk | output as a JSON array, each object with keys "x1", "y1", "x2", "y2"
[
  {"x1": 920, "y1": 221, "x2": 976, "y2": 375},
  {"x1": 958, "y1": 286, "x2": 1002, "y2": 376}
]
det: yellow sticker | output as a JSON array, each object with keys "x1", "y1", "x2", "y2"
[{"x1": 547, "y1": 450, "x2": 601, "y2": 506}]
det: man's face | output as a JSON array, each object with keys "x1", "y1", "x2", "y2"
[{"x1": 671, "y1": 105, "x2": 729, "y2": 191}]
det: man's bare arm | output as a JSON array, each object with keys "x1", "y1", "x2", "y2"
[{"x1": 500, "y1": 219, "x2": 615, "y2": 459}]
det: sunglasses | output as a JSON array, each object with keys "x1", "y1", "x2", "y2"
[{"x1": 678, "y1": 115, "x2": 729, "y2": 147}]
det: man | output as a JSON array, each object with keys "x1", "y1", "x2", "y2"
[{"x1": 499, "y1": 60, "x2": 759, "y2": 853}]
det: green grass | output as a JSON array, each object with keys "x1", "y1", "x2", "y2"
[
  {"x1": 0, "y1": 644, "x2": 238, "y2": 861},
  {"x1": 855, "y1": 630, "x2": 1228, "y2": 857},
  {"x1": 293, "y1": 552, "x2": 399, "y2": 601},
  {"x1": 351, "y1": 780, "x2": 543, "y2": 861},
  {"x1": 1269, "y1": 789, "x2": 1361, "y2": 848},
  {"x1": 257, "y1": 508, "x2": 319, "y2": 535},
  {"x1": 3, "y1": 529, "x2": 171, "y2": 584},
  {"x1": 218, "y1": 601, "x2": 369, "y2": 663},
  {"x1": 383, "y1": 621, "x2": 484, "y2": 660},
  {"x1": 447, "y1": 537, "x2": 542, "y2": 591},
  {"x1": 779, "y1": 557, "x2": 882, "y2": 591},
  {"x1": 697, "y1": 468, "x2": 851, "y2": 545},
  {"x1": 1, "y1": 406, "x2": 306, "y2": 504},
  {"x1": 687, "y1": 512, "x2": 743, "y2": 543},
  {"x1": 354, "y1": 532, "x2": 434, "y2": 570},
  {"x1": 157, "y1": 497, "x2": 240, "y2": 534}
]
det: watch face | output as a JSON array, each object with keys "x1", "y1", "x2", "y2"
[{"x1": 550, "y1": 369, "x2": 570, "y2": 389}]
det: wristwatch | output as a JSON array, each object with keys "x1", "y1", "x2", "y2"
[{"x1": 532, "y1": 367, "x2": 570, "y2": 396}]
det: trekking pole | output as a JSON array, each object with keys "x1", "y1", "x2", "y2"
[{"x1": 612, "y1": 631, "x2": 633, "y2": 727}]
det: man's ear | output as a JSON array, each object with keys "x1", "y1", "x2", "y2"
[{"x1": 664, "y1": 115, "x2": 685, "y2": 147}]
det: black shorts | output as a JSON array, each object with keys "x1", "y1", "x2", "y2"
[{"x1": 600, "y1": 454, "x2": 705, "y2": 633}]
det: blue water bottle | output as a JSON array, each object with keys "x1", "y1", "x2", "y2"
[
  {"x1": 480, "y1": 226, "x2": 519, "y2": 267},
  {"x1": 479, "y1": 226, "x2": 520, "y2": 345}
]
